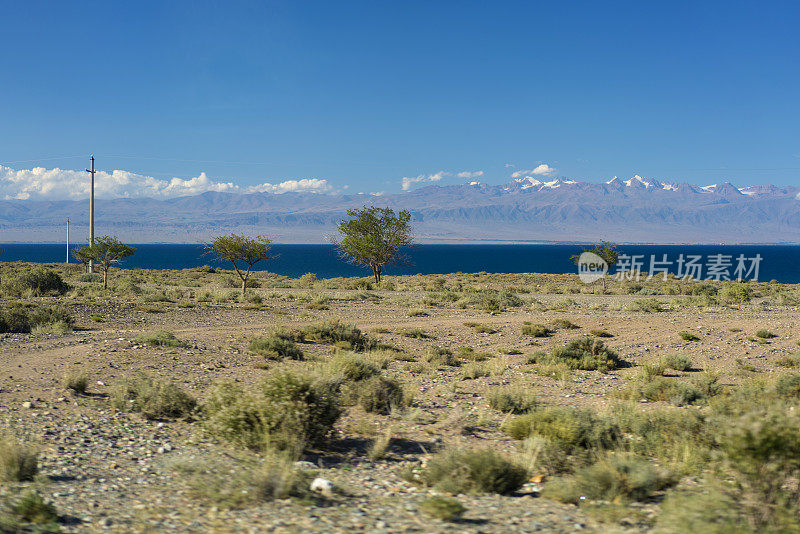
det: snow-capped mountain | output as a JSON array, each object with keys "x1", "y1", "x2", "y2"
[{"x1": 1, "y1": 177, "x2": 799, "y2": 243}]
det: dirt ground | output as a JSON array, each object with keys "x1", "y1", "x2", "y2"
[{"x1": 1, "y1": 273, "x2": 799, "y2": 532}]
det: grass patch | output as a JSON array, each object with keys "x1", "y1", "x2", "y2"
[
  {"x1": 755, "y1": 329, "x2": 777, "y2": 339},
  {"x1": 543, "y1": 453, "x2": 673, "y2": 504},
  {"x1": 302, "y1": 320, "x2": 376, "y2": 352},
  {"x1": 521, "y1": 323, "x2": 552, "y2": 337},
  {"x1": 589, "y1": 328, "x2": 613, "y2": 338},
  {"x1": 248, "y1": 331, "x2": 304, "y2": 360},
  {"x1": 398, "y1": 328, "x2": 429, "y2": 339},
  {"x1": 0, "y1": 435, "x2": 38, "y2": 482},
  {"x1": 419, "y1": 497, "x2": 466, "y2": 521},
  {"x1": 411, "y1": 448, "x2": 528, "y2": 495},
  {"x1": 202, "y1": 371, "x2": 340, "y2": 453},
  {"x1": 62, "y1": 370, "x2": 89, "y2": 394},
  {"x1": 678, "y1": 331, "x2": 699, "y2": 342},
  {"x1": 133, "y1": 330, "x2": 187, "y2": 348},
  {"x1": 526, "y1": 337, "x2": 622, "y2": 372},
  {"x1": 662, "y1": 353, "x2": 692, "y2": 371},
  {"x1": 549, "y1": 319, "x2": 579, "y2": 330},
  {"x1": 110, "y1": 374, "x2": 197, "y2": 420},
  {"x1": 464, "y1": 322, "x2": 497, "y2": 334},
  {"x1": 487, "y1": 386, "x2": 536, "y2": 414}
]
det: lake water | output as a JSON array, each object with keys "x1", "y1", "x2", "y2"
[{"x1": 1, "y1": 244, "x2": 799, "y2": 283}]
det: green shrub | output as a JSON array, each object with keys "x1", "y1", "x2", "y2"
[
  {"x1": 634, "y1": 377, "x2": 705, "y2": 406},
  {"x1": 521, "y1": 323, "x2": 552, "y2": 337},
  {"x1": 28, "y1": 306, "x2": 73, "y2": 327},
  {"x1": 62, "y1": 370, "x2": 88, "y2": 394},
  {"x1": 178, "y1": 455, "x2": 313, "y2": 508},
  {"x1": 352, "y1": 375, "x2": 404, "y2": 415},
  {"x1": 775, "y1": 353, "x2": 800, "y2": 368},
  {"x1": 0, "y1": 435, "x2": 38, "y2": 482},
  {"x1": 775, "y1": 374, "x2": 800, "y2": 397},
  {"x1": 487, "y1": 387, "x2": 536, "y2": 414},
  {"x1": 543, "y1": 453, "x2": 673, "y2": 504},
  {"x1": 424, "y1": 346, "x2": 461, "y2": 367},
  {"x1": 720, "y1": 407, "x2": 800, "y2": 529},
  {"x1": 503, "y1": 406, "x2": 619, "y2": 452},
  {"x1": 110, "y1": 374, "x2": 197, "y2": 420},
  {"x1": 1, "y1": 268, "x2": 68, "y2": 297},
  {"x1": 655, "y1": 487, "x2": 751, "y2": 533},
  {"x1": 419, "y1": 497, "x2": 466, "y2": 521},
  {"x1": 455, "y1": 346, "x2": 491, "y2": 361},
  {"x1": 297, "y1": 272, "x2": 318, "y2": 288},
  {"x1": 7, "y1": 490, "x2": 59, "y2": 527},
  {"x1": 626, "y1": 298, "x2": 663, "y2": 312},
  {"x1": 399, "y1": 328, "x2": 429, "y2": 339},
  {"x1": 0, "y1": 305, "x2": 73, "y2": 334},
  {"x1": 302, "y1": 320, "x2": 376, "y2": 352},
  {"x1": 460, "y1": 363, "x2": 491, "y2": 379},
  {"x1": 0, "y1": 307, "x2": 32, "y2": 333},
  {"x1": 679, "y1": 331, "x2": 700, "y2": 341},
  {"x1": 718, "y1": 282, "x2": 752, "y2": 304},
  {"x1": 464, "y1": 322, "x2": 497, "y2": 334},
  {"x1": 133, "y1": 330, "x2": 187, "y2": 348},
  {"x1": 407, "y1": 309, "x2": 429, "y2": 317},
  {"x1": 755, "y1": 329, "x2": 776, "y2": 339},
  {"x1": 527, "y1": 337, "x2": 622, "y2": 372},
  {"x1": 329, "y1": 353, "x2": 381, "y2": 381},
  {"x1": 549, "y1": 319, "x2": 579, "y2": 330},
  {"x1": 248, "y1": 332, "x2": 304, "y2": 360},
  {"x1": 640, "y1": 361, "x2": 666, "y2": 380},
  {"x1": 416, "y1": 448, "x2": 528, "y2": 495},
  {"x1": 589, "y1": 328, "x2": 613, "y2": 338},
  {"x1": 663, "y1": 353, "x2": 692, "y2": 371},
  {"x1": 202, "y1": 372, "x2": 340, "y2": 453}
]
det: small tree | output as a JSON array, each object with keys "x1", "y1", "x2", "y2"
[
  {"x1": 571, "y1": 241, "x2": 619, "y2": 292},
  {"x1": 334, "y1": 206, "x2": 413, "y2": 283},
  {"x1": 72, "y1": 247, "x2": 92, "y2": 274},
  {"x1": 205, "y1": 234, "x2": 273, "y2": 297},
  {"x1": 79, "y1": 236, "x2": 136, "y2": 289}
]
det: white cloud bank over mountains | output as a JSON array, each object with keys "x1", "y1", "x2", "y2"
[
  {"x1": 0, "y1": 165, "x2": 332, "y2": 201},
  {"x1": 400, "y1": 170, "x2": 484, "y2": 190},
  {"x1": 511, "y1": 164, "x2": 556, "y2": 178}
]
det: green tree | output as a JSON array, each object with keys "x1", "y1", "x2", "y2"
[
  {"x1": 334, "y1": 206, "x2": 413, "y2": 283},
  {"x1": 571, "y1": 241, "x2": 619, "y2": 292},
  {"x1": 72, "y1": 246, "x2": 93, "y2": 274},
  {"x1": 77, "y1": 236, "x2": 136, "y2": 289},
  {"x1": 205, "y1": 234, "x2": 273, "y2": 297}
]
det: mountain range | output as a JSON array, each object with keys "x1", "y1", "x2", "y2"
[{"x1": 2, "y1": 175, "x2": 799, "y2": 244}]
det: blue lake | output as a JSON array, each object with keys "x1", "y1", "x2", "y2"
[{"x1": 1, "y1": 244, "x2": 799, "y2": 283}]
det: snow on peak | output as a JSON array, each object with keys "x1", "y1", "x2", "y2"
[{"x1": 623, "y1": 175, "x2": 660, "y2": 188}]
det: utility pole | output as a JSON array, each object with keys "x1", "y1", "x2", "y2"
[
  {"x1": 86, "y1": 155, "x2": 96, "y2": 273},
  {"x1": 66, "y1": 218, "x2": 70, "y2": 263}
]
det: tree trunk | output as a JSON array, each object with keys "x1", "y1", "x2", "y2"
[
  {"x1": 241, "y1": 277, "x2": 247, "y2": 298},
  {"x1": 372, "y1": 265, "x2": 381, "y2": 283},
  {"x1": 103, "y1": 269, "x2": 108, "y2": 289}
]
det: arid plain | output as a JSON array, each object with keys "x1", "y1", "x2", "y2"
[{"x1": 1, "y1": 263, "x2": 799, "y2": 532}]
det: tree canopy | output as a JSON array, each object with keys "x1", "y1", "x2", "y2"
[
  {"x1": 335, "y1": 206, "x2": 413, "y2": 283},
  {"x1": 205, "y1": 234, "x2": 273, "y2": 296},
  {"x1": 75, "y1": 236, "x2": 136, "y2": 289}
]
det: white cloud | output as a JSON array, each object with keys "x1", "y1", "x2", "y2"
[
  {"x1": 0, "y1": 165, "x2": 333, "y2": 200},
  {"x1": 511, "y1": 164, "x2": 556, "y2": 178},
  {"x1": 456, "y1": 170, "x2": 484, "y2": 179},
  {"x1": 504, "y1": 163, "x2": 515, "y2": 168},
  {"x1": 401, "y1": 171, "x2": 448, "y2": 191}
]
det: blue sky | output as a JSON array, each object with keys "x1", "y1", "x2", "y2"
[{"x1": 1, "y1": 0, "x2": 798, "y2": 198}]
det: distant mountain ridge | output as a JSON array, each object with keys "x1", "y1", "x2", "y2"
[{"x1": 2, "y1": 176, "x2": 799, "y2": 244}]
